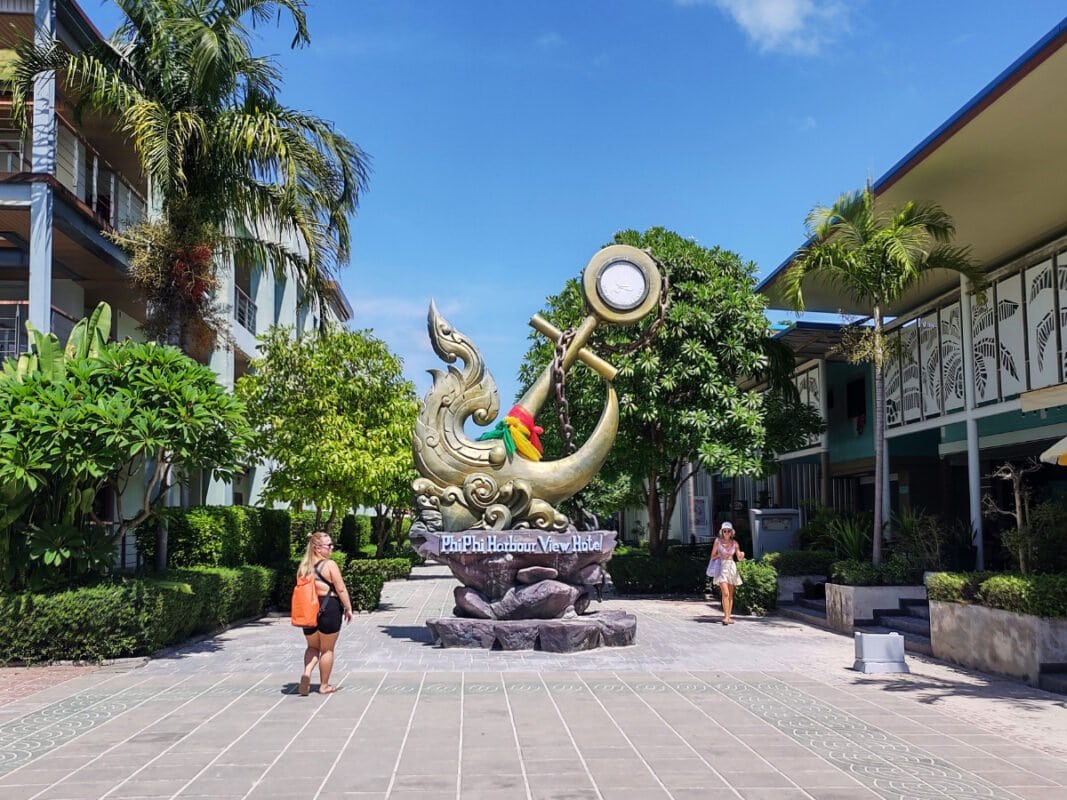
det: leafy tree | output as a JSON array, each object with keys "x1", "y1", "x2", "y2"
[
  {"x1": 0, "y1": 316, "x2": 252, "y2": 588},
  {"x1": 369, "y1": 467, "x2": 418, "y2": 558},
  {"x1": 10, "y1": 0, "x2": 369, "y2": 347},
  {"x1": 518, "y1": 227, "x2": 822, "y2": 555},
  {"x1": 783, "y1": 183, "x2": 982, "y2": 565},
  {"x1": 237, "y1": 326, "x2": 418, "y2": 532}
]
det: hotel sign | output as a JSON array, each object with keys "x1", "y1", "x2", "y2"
[{"x1": 420, "y1": 531, "x2": 615, "y2": 556}]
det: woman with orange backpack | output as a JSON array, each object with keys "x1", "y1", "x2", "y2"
[{"x1": 293, "y1": 531, "x2": 353, "y2": 695}]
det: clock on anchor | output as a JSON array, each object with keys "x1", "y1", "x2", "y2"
[{"x1": 582, "y1": 244, "x2": 663, "y2": 325}]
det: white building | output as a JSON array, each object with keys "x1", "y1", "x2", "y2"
[{"x1": 0, "y1": 0, "x2": 353, "y2": 538}]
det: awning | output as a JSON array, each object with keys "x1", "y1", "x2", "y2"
[
  {"x1": 1020, "y1": 383, "x2": 1067, "y2": 412},
  {"x1": 1039, "y1": 435, "x2": 1067, "y2": 466}
]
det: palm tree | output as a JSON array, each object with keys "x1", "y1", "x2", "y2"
[
  {"x1": 783, "y1": 182, "x2": 983, "y2": 565},
  {"x1": 10, "y1": 0, "x2": 368, "y2": 347}
]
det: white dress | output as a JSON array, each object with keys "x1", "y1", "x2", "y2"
[{"x1": 715, "y1": 540, "x2": 743, "y2": 587}]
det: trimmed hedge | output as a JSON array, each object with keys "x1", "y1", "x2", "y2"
[
  {"x1": 339, "y1": 514, "x2": 370, "y2": 555},
  {"x1": 762, "y1": 549, "x2": 836, "y2": 577},
  {"x1": 348, "y1": 573, "x2": 385, "y2": 612},
  {"x1": 0, "y1": 565, "x2": 277, "y2": 664},
  {"x1": 831, "y1": 555, "x2": 923, "y2": 586},
  {"x1": 927, "y1": 571, "x2": 1067, "y2": 618},
  {"x1": 136, "y1": 506, "x2": 290, "y2": 568},
  {"x1": 345, "y1": 558, "x2": 412, "y2": 582},
  {"x1": 734, "y1": 560, "x2": 778, "y2": 616},
  {"x1": 608, "y1": 550, "x2": 709, "y2": 595}
]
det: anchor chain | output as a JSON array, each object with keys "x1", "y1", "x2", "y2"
[{"x1": 551, "y1": 328, "x2": 578, "y2": 456}]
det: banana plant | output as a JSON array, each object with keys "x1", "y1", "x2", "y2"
[{"x1": 1, "y1": 302, "x2": 111, "y2": 383}]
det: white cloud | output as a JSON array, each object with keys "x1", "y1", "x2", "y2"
[{"x1": 680, "y1": 0, "x2": 852, "y2": 56}]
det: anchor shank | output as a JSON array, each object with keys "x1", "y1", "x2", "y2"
[
  {"x1": 529, "y1": 314, "x2": 617, "y2": 381},
  {"x1": 515, "y1": 314, "x2": 600, "y2": 418}
]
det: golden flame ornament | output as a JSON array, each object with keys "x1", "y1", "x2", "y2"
[{"x1": 411, "y1": 245, "x2": 663, "y2": 533}]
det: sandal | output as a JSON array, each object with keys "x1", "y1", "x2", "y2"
[
  {"x1": 319, "y1": 685, "x2": 339, "y2": 695},
  {"x1": 298, "y1": 676, "x2": 311, "y2": 696}
]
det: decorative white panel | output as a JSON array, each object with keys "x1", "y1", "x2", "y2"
[
  {"x1": 993, "y1": 273, "x2": 1026, "y2": 398},
  {"x1": 919, "y1": 312, "x2": 941, "y2": 417},
  {"x1": 940, "y1": 302, "x2": 965, "y2": 412},
  {"x1": 884, "y1": 330, "x2": 902, "y2": 427},
  {"x1": 901, "y1": 323, "x2": 922, "y2": 422},
  {"x1": 1026, "y1": 260, "x2": 1058, "y2": 389},
  {"x1": 1058, "y1": 255, "x2": 1067, "y2": 379}
]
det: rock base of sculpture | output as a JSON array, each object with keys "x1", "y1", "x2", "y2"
[
  {"x1": 427, "y1": 610, "x2": 637, "y2": 652},
  {"x1": 414, "y1": 530, "x2": 619, "y2": 620}
]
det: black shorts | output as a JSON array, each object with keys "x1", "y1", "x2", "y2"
[{"x1": 302, "y1": 595, "x2": 342, "y2": 636}]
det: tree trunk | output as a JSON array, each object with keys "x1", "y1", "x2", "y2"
[
  {"x1": 647, "y1": 473, "x2": 666, "y2": 556},
  {"x1": 872, "y1": 305, "x2": 885, "y2": 567},
  {"x1": 1014, "y1": 479, "x2": 1026, "y2": 575},
  {"x1": 373, "y1": 509, "x2": 390, "y2": 558}
]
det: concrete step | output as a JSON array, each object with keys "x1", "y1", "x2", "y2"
[
  {"x1": 1039, "y1": 672, "x2": 1067, "y2": 696},
  {"x1": 900, "y1": 600, "x2": 930, "y2": 620},
  {"x1": 777, "y1": 604, "x2": 833, "y2": 630},
  {"x1": 874, "y1": 613, "x2": 931, "y2": 638},
  {"x1": 857, "y1": 624, "x2": 933, "y2": 656},
  {"x1": 797, "y1": 597, "x2": 827, "y2": 613}
]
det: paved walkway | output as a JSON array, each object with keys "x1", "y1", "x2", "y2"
[{"x1": 1, "y1": 565, "x2": 1066, "y2": 800}]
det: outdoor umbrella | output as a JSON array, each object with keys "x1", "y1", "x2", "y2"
[{"x1": 1039, "y1": 435, "x2": 1067, "y2": 466}]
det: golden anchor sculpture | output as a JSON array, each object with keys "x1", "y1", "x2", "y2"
[{"x1": 412, "y1": 245, "x2": 663, "y2": 533}]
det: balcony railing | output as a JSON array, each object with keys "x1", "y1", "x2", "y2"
[
  {"x1": 234, "y1": 285, "x2": 257, "y2": 334},
  {"x1": 54, "y1": 112, "x2": 147, "y2": 232},
  {"x1": 0, "y1": 301, "x2": 79, "y2": 361},
  {"x1": 0, "y1": 104, "x2": 147, "y2": 232}
]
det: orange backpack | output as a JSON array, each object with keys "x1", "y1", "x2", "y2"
[{"x1": 291, "y1": 571, "x2": 321, "y2": 627}]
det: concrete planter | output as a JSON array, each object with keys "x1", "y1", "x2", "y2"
[
  {"x1": 825, "y1": 583, "x2": 927, "y2": 633},
  {"x1": 929, "y1": 600, "x2": 1067, "y2": 685},
  {"x1": 776, "y1": 575, "x2": 825, "y2": 604}
]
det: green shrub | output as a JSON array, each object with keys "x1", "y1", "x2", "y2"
[
  {"x1": 289, "y1": 510, "x2": 338, "y2": 554},
  {"x1": 796, "y1": 503, "x2": 840, "y2": 550},
  {"x1": 926, "y1": 571, "x2": 992, "y2": 603},
  {"x1": 253, "y1": 509, "x2": 291, "y2": 563},
  {"x1": 344, "y1": 558, "x2": 411, "y2": 583},
  {"x1": 891, "y1": 508, "x2": 948, "y2": 572},
  {"x1": 830, "y1": 555, "x2": 922, "y2": 586},
  {"x1": 348, "y1": 573, "x2": 384, "y2": 612},
  {"x1": 164, "y1": 565, "x2": 276, "y2": 632},
  {"x1": 608, "y1": 550, "x2": 708, "y2": 595},
  {"x1": 929, "y1": 571, "x2": 1067, "y2": 618},
  {"x1": 136, "y1": 506, "x2": 290, "y2": 568},
  {"x1": 338, "y1": 514, "x2": 370, "y2": 555},
  {"x1": 762, "y1": 549, "x2": 835, "y2": 577},
  {"x1": 734, "y1": 560, "x2": 777, "y2": 615},
  {"x1": 817, "y1": 514, "x2": 873, "y2": 561},
  {"x1": 978, "y1": 573, "x2": 1067, "y2": 617},
  {"x1": 0, "y1": 565, "x2": 277, "y2": 664}
]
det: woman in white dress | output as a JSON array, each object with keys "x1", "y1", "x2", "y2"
[{"x1": 710, "y1": 521, "x2": 745, "y2": 625}]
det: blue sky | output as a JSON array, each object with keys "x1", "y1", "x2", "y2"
[{"x1": 87, "y1": 1, "x2": 1067, "y2": 412}]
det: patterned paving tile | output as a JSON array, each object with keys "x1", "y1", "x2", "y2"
[{"x1": 690, "y1": 674, "x2": 1026, "y2": 800}]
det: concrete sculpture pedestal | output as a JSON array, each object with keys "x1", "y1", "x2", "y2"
[{"x1": 414, "y1": 530, "x2": 637, "y2": 652}]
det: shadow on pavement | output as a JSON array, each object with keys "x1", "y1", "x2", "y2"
[
  {"x1": 378, "y1": 625, "x2": 436, "y2": 645},
  {"x1": 856, "y1": 671, "x2": 1067, "y2": 709}
]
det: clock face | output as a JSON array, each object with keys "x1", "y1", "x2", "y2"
[{"x1": 597, "y1": 260, "x2": 648, "y2": 311}]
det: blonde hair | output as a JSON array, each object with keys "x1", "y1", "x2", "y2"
[{"x1": 297, "y1": 531, "x2": 332, "y2": 578}]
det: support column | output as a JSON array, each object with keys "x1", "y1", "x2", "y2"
[
  {"x1": 959, "y1": 276, "x2": 985, "y2": 569},
  {"x1": 819, "y1": 358, "x2": 830, "y2": 507},
  {"x1": 28, "y1": 0, "x2": 56, "y2": 333}
]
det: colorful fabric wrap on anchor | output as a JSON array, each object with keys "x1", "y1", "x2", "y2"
[{"x1": 477, "y1": 404, "x2": 544, "y2": 461}]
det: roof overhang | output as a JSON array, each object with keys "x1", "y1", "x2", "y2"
[{"x1": 760, "y1": 18, "x2": 1067, "y2": 316}]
